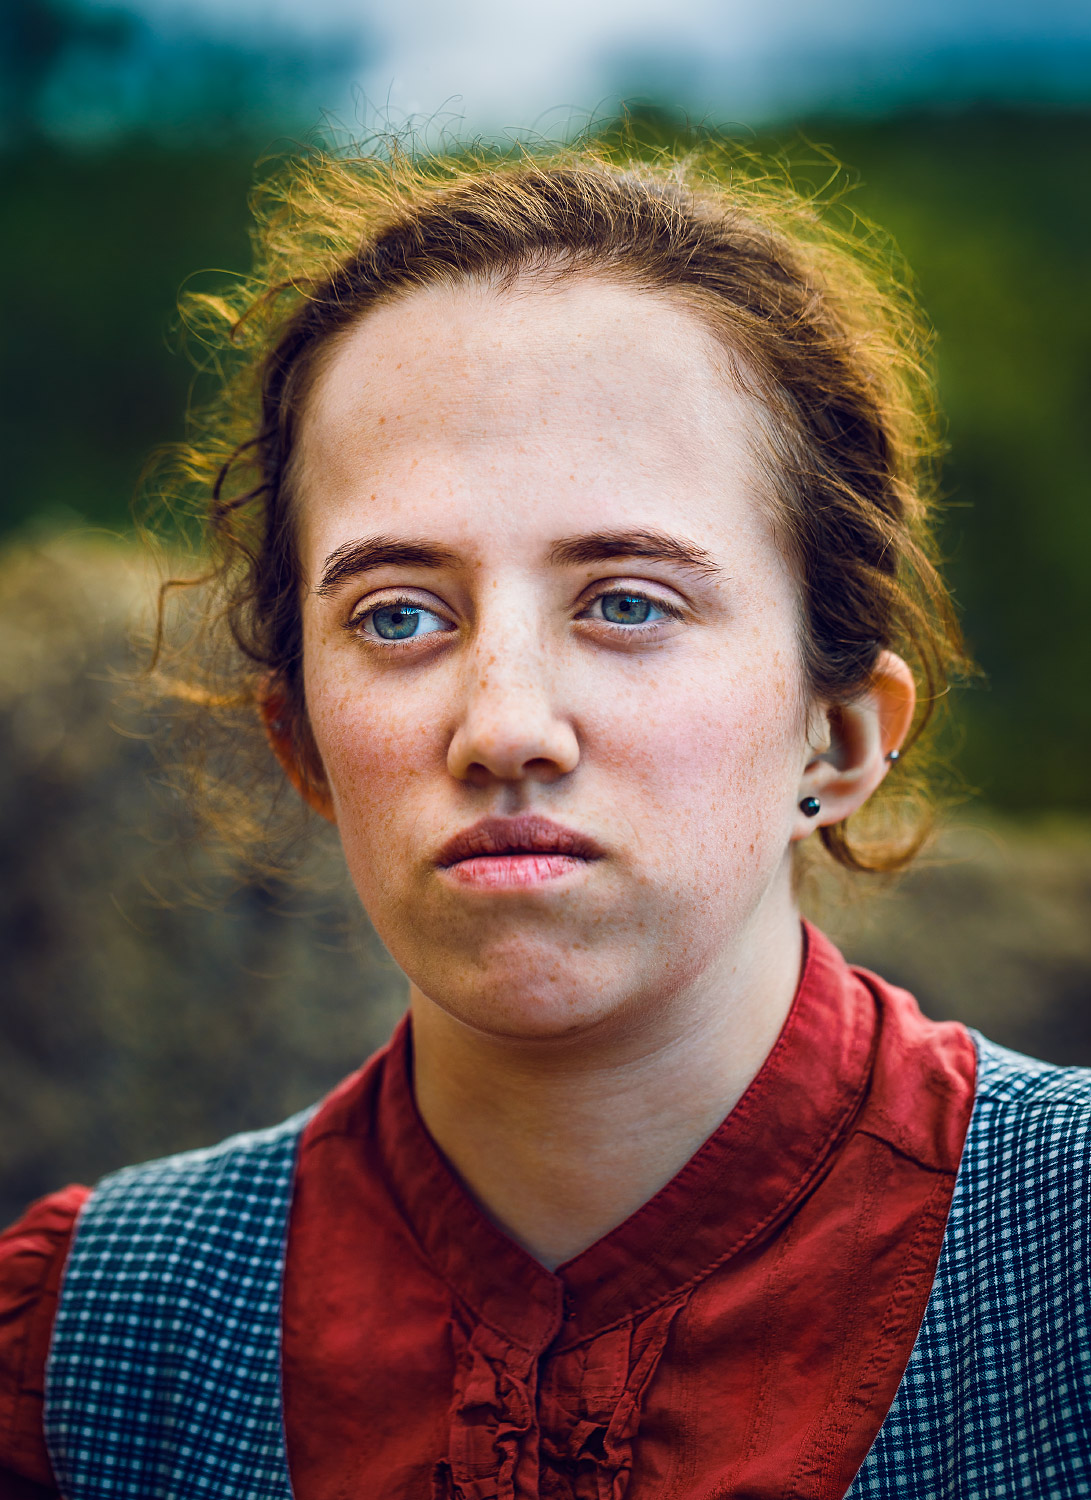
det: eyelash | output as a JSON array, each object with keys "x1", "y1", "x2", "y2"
[
  {"x1": 346, "y1": 594, "x2": 452, "y2": 644},
  {"x1": 578, "y1": 588, "x2": 683, "y2": 631},
  {"x1": 345, "y1": 587, "x2": 684, "y2": 647}
]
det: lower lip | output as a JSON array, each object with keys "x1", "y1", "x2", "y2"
[{"x1": 441, "y1": 854, "x2": 591, "y2": 890}]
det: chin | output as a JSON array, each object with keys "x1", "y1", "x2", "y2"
[
  {"x1": 414, "y1": 940, "x2": 629, "y2": 1043},
  {"x1": 465, "y1": 998, "x2": 610, "y2": 1043}
]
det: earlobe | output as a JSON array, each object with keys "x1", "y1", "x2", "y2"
[
  {"x1": 792, "y1": 651, "x2": 916, "y2": 841},
  {"x1": 257, "y1": 679, "x2": 338, "y2": 825}
]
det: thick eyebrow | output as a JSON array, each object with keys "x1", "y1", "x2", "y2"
[
  {"x1": 549, "y1": 529, "x2": 720, "y2": 577},
  {"x1": 314, "y1": 535, "x2": 460, "y2": 597}
]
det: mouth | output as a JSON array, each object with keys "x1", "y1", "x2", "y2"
[{"x1": 435, "y1": 815, "x2": 605, "y2": 891}]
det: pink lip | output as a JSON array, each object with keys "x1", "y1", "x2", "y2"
[{"x1": 435, "y1": 816, "x2": 604, "y2": 890}]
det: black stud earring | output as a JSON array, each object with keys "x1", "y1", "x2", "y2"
[{"x1": 799, "y1": 796, "x2": 821, "y2": 817}]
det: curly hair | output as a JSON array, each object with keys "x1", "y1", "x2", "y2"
[{"x1": 148, "y1": 134, "x2": 968, "y2": 875}]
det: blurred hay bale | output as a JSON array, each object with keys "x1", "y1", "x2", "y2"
[
  {"x1": 0, "y1": 534, "x2": 404, "y2": 1226},
  {"x1": 814, "y1": 820, "x2": 1091, "y2": 1067},
  {"x1": 1, "y1": 535, "x2": 1089, "y2": 1226}
]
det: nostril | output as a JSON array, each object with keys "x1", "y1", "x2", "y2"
[
  {"x1": 522, "y1": 757, "x2": 570, "y2": 783},
  {"x1": 461, "y1": 760, "x2": 499, "y2": 788},
  {"x1": 446, "y1": 697, "x2": 581, "y2": 783},
  {"x1": 460, "y1": 756, "x2": 569, "y2": 787}
]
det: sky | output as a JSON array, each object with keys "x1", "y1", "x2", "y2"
[
  {"x1": 61, "y1": 0, "x2": 1091, "y2": 138},
  {"x1": 351, "y1": 0, "x2": 1091, "y2": 132}
]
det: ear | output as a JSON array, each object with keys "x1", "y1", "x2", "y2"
[
  {"x1": 257, "y1": 677, "x2": 337, "y2": 825},
  {"x1": 792, "y1": 650, "x2": 916, "y2": 842}
]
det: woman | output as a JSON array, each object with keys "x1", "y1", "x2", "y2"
[{"x1": 2, "y1": 146, "x2": 1089, "y2": 1500}]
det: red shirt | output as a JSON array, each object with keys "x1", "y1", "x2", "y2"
[{"x1": 0, "y1": 926, "x2": 976, "y2": 1499}]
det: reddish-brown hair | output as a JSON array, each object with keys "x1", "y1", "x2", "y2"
[{"x1": 153, "y1": 139, "x2": 967, "y2": 873}]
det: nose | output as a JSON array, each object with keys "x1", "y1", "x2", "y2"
[{"x1": 446, "y1": 640, "x2": 580, "y2": 786}]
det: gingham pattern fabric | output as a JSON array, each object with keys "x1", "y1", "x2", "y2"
[
  {"x1": 848, "y1": 1032, "x2": 1091, "y2": 1499},
  {"x1": 43, "y1": 1108, "x2": 313, "y2": 1500},
  {"x1": 41, "y1": 1035, "x2": 1091, "y2": 1499}
]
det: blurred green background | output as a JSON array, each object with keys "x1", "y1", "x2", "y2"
[{"x1": 1, "y1": 0, "x2": 1090, "y2": 1223}]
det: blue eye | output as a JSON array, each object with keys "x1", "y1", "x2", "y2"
[
  {"x1": 595, "y1": 592, "x2": 664, "y2": 625},
  {"x1": 362, "y1": 603, "x2": 449, "y2": 642}
]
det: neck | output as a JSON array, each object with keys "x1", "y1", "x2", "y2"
[{"x1": 409, "y1": 898, "x2": 804, "y2": 1270}]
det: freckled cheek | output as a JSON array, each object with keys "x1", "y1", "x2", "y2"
[
  {"x1": 584, "y1": 666, "x2": 805, "y2": 859},
  {"x1": 307, "y1": 674, "x2": 445, "y2": 841}
]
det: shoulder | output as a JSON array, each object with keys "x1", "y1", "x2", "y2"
[
  {"x1": 0, "y1": 1185, "x2": 87, "y2": 1281},
  {"x1": 47, "y1": 1111, "x2": 317, "y2": 1376},
  {"x1": 968, "y1": 1031, "x2": 1091, "y2": 1159},
  {"x1": 961, "y1": 1031, "x2": 1091, "y2": 1186},
  {"x1": 852, "y1": 1040, "x2": 1091, "y2": 1493},
  {"x1": 0, "y1": 1110, "x2": 322, "y2": 1494},
  {"x1": 0, "y1": 1187, "x2": 88, "y2": 1492},
  {"x1": 971, "y1": 1031, "x2": 1091, "y2": 1111},
  {"x1": 65, "y1": 1110, "x2": 316, "y2": 1292},
  {"x1": 86, "y1": 1108, "x2": 315, "y2": 1206},
  {"x1": 46, "y1": 1123, "x2": 315, "y2": 1500},
  {"x1": 0, "y1": 1186, "x2": 88, "y2": 1383}
]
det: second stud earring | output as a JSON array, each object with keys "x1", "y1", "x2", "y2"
[{"x1": 799, "y1": 796, "x2": 821, "y2": 817}]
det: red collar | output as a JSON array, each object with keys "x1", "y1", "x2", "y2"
[{"x1": 370, "y1": 922, "x2": 877, "y2": 1351}]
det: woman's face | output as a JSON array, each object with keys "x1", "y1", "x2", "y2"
[{"x1": 294, "y1": 275, "x2": 819, "y2": 1041}]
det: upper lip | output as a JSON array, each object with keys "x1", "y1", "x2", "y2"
[{"x1": 436, "y1": 815, "x2": 605, "y2": 867}]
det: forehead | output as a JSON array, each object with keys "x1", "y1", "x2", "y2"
[{"x1": 294, "y1": 274, "x2": 777, "y2": 564}]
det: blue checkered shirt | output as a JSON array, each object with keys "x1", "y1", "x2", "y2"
[{"x1": 44, "y1": 1035, "x2": 1091, "y2": 1498}]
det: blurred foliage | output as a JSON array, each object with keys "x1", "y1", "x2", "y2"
[
  {"x1": 0, "y1": 0, "x2": 362, "y2": 147},
  {"x1": 0, "y1": 106, "x2": 1088, "y2": 812},
  {"x1": 797, "y1": 112, "x2": 1091, "y2": 812},
  {"x1": 0, "y1": 0, "x2": 139, "y2": 147}
]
